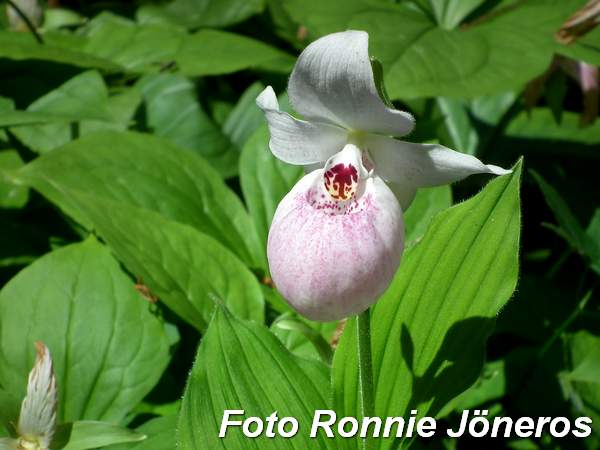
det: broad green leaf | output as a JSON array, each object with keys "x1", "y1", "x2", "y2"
[
  {"x1": 79, "y1": 13, "x2": 186, "y2": 73},
  {"x1": 22, "y1": 71, "x2": 111, "y2": 120},
  {"x1": 333, "y1": 162, "x2": 521, "y2": 450},
  {"x1": 239, "y1": 126, "x2": 303, "y2": 248},
  {"x1": 0, "y1": 238, "x2": 171, "y2": 423},
  {"x1": 436, "y1": 97, "x2": 478, "y2": 155},
  {"x1": 137, "y1": 0, "x2": 264, "y2": 29},
  {"x1": 137, "y1": 73, "x2": 237, "y2": 178},
  {"x1": 176, "y1": 29, "x2": 294, "y2": 76},
  {"x1": 429, "y1": 0, "x2": 486, "y2": 29},
  {"x1": 222, "y1": 82, "x2": 266, "y2": 151},
  {"x1": 506, "y1": 109, "x2": 600, "y2": 147},
  {"x1": 53, "y1": 421, "x2": 145, "y2": 450},
  {"x1": 284, "y1": 0, "x2": 583, "y2": 98},
  {"x1": 42, "y1": 8, "x2": 86, "y2": 30},
  {"x1": 16, "y1": 130, "x2": 265, "y2": 270},
  {"x1": 403, "y1": 186, "x2": 452, "y2": 246},
  {"x1": 106, "y1": 415, "x2": 177, "y2": 450},
  {"x1": 178, "y1": 307, "x2": 341, "y2": 450},
  {"x1": 10, "y1": 71, "x2": 114, "y2": 153},
  {"x1": 58, "y1": 190, "x2": 264, "y2": 330},
  {"x1": 0, "y1": 30, "x2": 120, "y2": 70},
  {"x1": 0, "y1": 150, "x2": 28, "y2": 208}
]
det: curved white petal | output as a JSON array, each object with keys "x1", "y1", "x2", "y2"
[
  {"x1": 288, "y1": 30, "x2": 414, "y2": 137},
  {"x1": 256, "y1": 86, "x2": 347, "y2": 165},
  {"x1": 268, "y1": 169, "x2": 404, "y2": 321},
  {"x1": 387, "y1": 181, "x2": 418, "y2": 211},
  {"x1": 367, "y1": 135, "x2": 511, "y2": 189},
  {"x1": 17, "y1": 342, "x2": 57, "y2": 450}
]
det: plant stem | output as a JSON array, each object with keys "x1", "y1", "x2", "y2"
[
  {"x1": 6, "y1": 0, "x2": 44, "y2": 44},
  {"x1": 357, "y1": 308, "x2": 375, "y2": 450}
]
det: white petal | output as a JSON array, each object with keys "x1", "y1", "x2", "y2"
[
  {"x1": 256, "y1": 86, "x2": 347, "y2": 164},
  {"x1": 387, "y1": 181, "x2": 418, "y2": 211},
  {"x1": 17, "y1": 342, "x2": 57, "y2": 450},
  {"x1": 288, "y1": 30, "x2": 414, "y2": 136},
  {"x1": 268, "y1": 169, "x2": 404, "y2": 321},
  {"x1": 366, "y1": 134, "x2": 511, "y2": 188}
]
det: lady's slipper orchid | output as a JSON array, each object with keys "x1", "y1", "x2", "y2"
[{"x1": 257, "y1": 30, "x2": 509, "y2": 321}]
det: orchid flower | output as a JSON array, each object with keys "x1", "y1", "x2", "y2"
[
  {"x1": 0, "y1": 342, "x2": 57, "y2": 450},
  {"x1": 257, "y1": 30, "x2": 509, "y2": 321}
]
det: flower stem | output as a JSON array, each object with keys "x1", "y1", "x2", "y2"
[{"x1": 357, "y1": 308, "x2": 375, "y2": 450}]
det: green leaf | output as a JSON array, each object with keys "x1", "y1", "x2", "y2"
[
  {"x1": 531, "y1": 170, "x2": 600, "y2": 273},
  {"x1": 403, "y1": 186, "x2": 452, "y2": 246},
  {"x1": 435, "y1": 97, "x2": 478, "y2": 155},
  {"x1": 222, "y1": 82, "x2": 266, "y2": 151},
  {"x1": 105, "y1": 415, "x2": 177, "y2": 450},
  {"x1": 271, "y1": 313, "x2": 337, "y2": 364},
  {"x1": 137, "y1": 73, "x2": 238, "y2": 178},
  {"x1": 239, "y1": 125, "x2": 303, "y2": 248},
  {"x1": 429, "y1": 0, "x2": 486, "y2": 29},
  {"x1": 0, "y1": 238, "x2": 171, "y2": 423},
  {"x1": 531, "y1": 170, "x2": 589, "y2": 252},
  {"x1": 53, "y1": 421, "x2": 146, "y2": 450},
  {"x1": 177, "y1": 307, "x2": 341, "y2": 450},
  {"x1": 556, "y1": 25, "x2": 600, "y2": 66},
  {"x1": 176, "y1": 30, "x2": 294, "y2": 76},
  {"x1": 17, "y1": 130, "x2": 265, "y2": 270},
  {"x1": 284, "y1": 0, "x2": 581, "y2": 98},
  {"x1": 78, "y1": 13, "x2": 187, "y2": 73},
  {"x1": 563, "y1": 331, "x2": 600, "y2": 434},
  {"x1": 10, "y1": 71, "x2": 114, "y2": 153},
  {"x1": 137, "y1": 0, "x2": 264, "y2": 29},
  {"x1": 0, "y1": 150, "x2": 28, "y2": 208},
  {"x1": 505, "y1": 109, "x2": 600, "y2": 149},
  {"x1": 0, "y1": 30, "x2": 119, "y2": 70},
  {"x1": 58, "y1": 190, "x2": 265, "y2": 330},
  {"x1": 333, "y1": 162, "x2": 521, "y2": 450}
]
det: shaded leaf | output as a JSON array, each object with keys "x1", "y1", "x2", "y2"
[
  {"x1": 17, "y1": 130, "x2": 265, "y2": 270},
  {"x1": 0, "y1": 150, "x2": 28, "y2": 208},
  {"x1": 239, "y1": 126, "x2": 303, "y2": 248},
  {"x1": 137, "y1": 0, "x2": 264, "y2": 29},
  {"x1": 137, "y1": 73, "x2": 237, "y2": 178}
]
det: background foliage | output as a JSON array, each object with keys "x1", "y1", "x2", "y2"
[{"x1": 0, "y1": 0, "x2": 599, "y2": 449}]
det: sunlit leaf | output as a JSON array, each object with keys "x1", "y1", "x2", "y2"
[
  {"x1": 0, "y1": 238, "x2": 171, "y2": 423},
  {"x1": 58, "y1": 190, "x2": 265, "y2": 330},
  {"x1": 333, "y1": 162, "x2": 521, "y2": 450},
  {"x1": 178, "y1": 307, "x2": 343, "y2": 449}
]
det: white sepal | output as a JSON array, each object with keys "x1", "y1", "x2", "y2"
[
  {"x1": 367, "y1": 134, "x2": 510, "y2": 190},
  {"x1": 288, "y1": 30, "x2": 414, "y2": 137},
  {"x1": 256, "y1": 86, "x2": 347, "y2": 164}
]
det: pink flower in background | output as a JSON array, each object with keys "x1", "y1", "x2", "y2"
[{"x1": 257, "y1": 31, "x2": 509, "y2": 321}]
